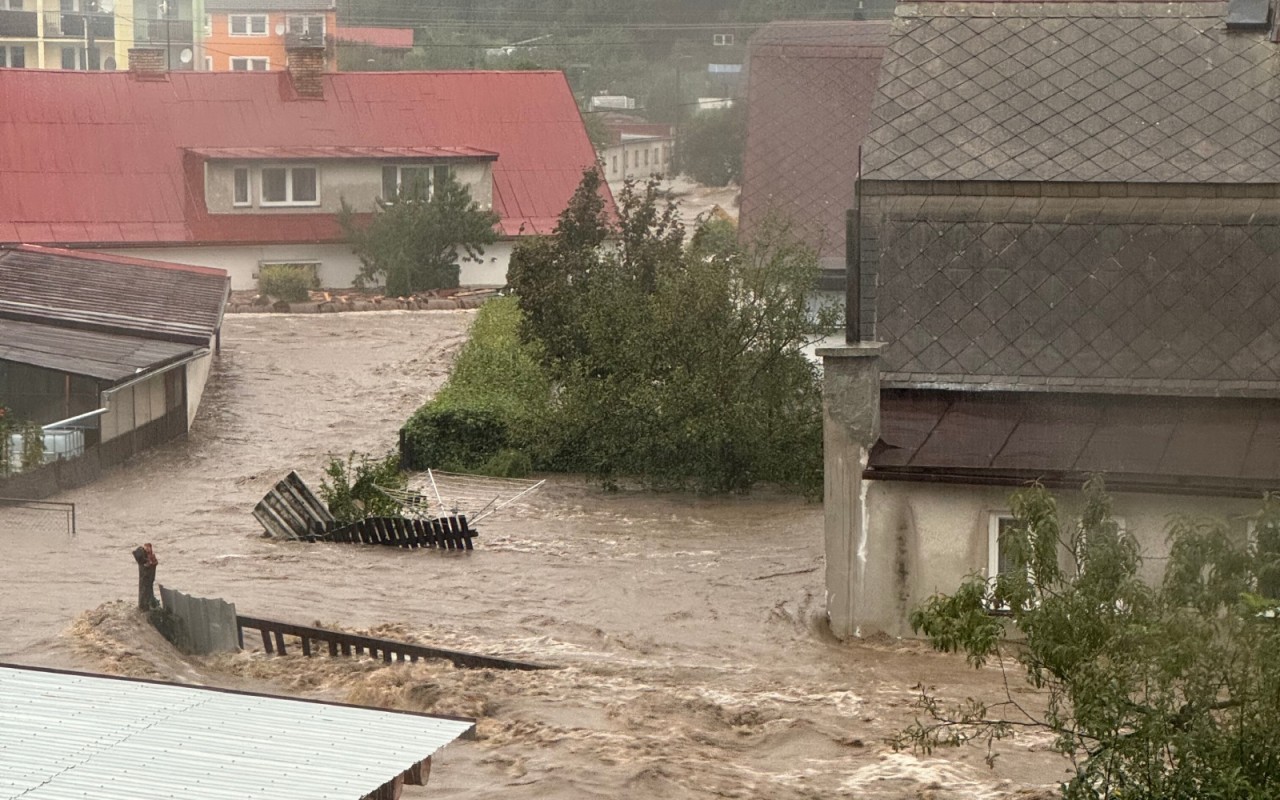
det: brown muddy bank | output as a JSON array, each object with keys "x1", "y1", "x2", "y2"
[{"x1": 0, "y1": 311, "x2": 1069, "y2": 798}]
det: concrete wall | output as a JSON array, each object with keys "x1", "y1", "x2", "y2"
[
  {"x1": 860, "y1": 480, "x2": 1262, "y2": 638},
  {"x1": 97, "y1": 240, "x2": 515, "y2": 291},
  {"x1": 203, "y1": 160, "x2": 494, "y2": 215},
  {"x1": 186, "y1": 344, "x2": 214, "y2": 428},
  {"x1": 601, "y1": 139, "x2": 674, "y2": 182}
]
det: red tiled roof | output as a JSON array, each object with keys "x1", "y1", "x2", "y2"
[
  {"x1": 0, "y1": 70, "x2": 603, "y2": 245},
  {"x1": 334, "y1": 26, "x2": 415, "y2": 49},
  {"x1": 739, "y1": 21, "x2": 889, "y2": 263}
]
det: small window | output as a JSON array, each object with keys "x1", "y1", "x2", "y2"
[
  {"x1": 230, "y1": 14, "x2": 267, "y2": 36},
  {"x1": 230, "y1": 57, "x2": 269, "y2": 71},
  {"x1": 260, "y1": 165, "x2": 319, "y2": 206},
  {"x1": 381, "y1": 164, "x2": 452, "y2": 201},
  {"x1": 432, "y1": 165, "x2": 451, "y2": 189},
  {"x1": 287, "y1": 14, "x2": 324, "y2": 38},
  {"x1": 203, "y1": 55, "x2": 213, "y2": 71},
  {"x1": 643, "y1": 149, "x2": 649, "y2": 166},
  {"x1": 988, "y1": 514, "x2": 1020, "y2": 587},
  {"x1": 713, "y1": 33, "x2": 734, "y2": 46},
  {"x1": 0, "y1": 47, "x2": 18, "y2": 68},
  {"x1": 232, "y1": 167, "x2": 250, "y2": 206},
  {"x1": 203, "y1": 13, "x2": 211, "y2": 35},
  {"x1": 611, "y1": 155, "x2": 618, "y2": 174},
  {"x1": 61, "y1": 46, "x2": 77, "y2": 70}
]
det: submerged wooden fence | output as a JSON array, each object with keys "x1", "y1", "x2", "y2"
[{"x1": 236, "y1": 615, "x2": 548, "y2": 671}]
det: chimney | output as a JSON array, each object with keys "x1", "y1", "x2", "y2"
[
  {"x1": 128, "y1": 47, "x2": 168, "y2": 79},
  {"x1": 286, "y1": 45, "x2": 326, "y2": 99}
]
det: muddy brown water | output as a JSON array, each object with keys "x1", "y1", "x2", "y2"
[{"x1": 0, "y1": 311, "x2": 1069, "y2": 798}]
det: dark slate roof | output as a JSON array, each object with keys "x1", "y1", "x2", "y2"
[
  {"x1": 871, "y1": 195, "x2": 1280, "y2": 396},
  {"x1": 739, "y1": 21, "x2": 889, "y2": 265},
  {"x1": 0, "y1": 246, "x2": 228, "y2": 346},
  {"x1": 863, "y1": 1, "x2": 1280, "y2": 183},
  {"x1": 0, "y1": 318, "x2": 197, "y2": 382},
  {"x1": 870, "y1": 388, "x2": 1280, "y2": 496}
]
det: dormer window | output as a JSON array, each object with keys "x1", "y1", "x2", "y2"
[
  {"x1": 381, "y1": 164, "x2": 452, "y2": 201},
  {"x1": 260, "y1": 165, "x2": 318, "y2": 206}
]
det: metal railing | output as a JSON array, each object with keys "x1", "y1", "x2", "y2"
[
  {"x1": 0, "y1": 8, "x2": 37, "y2": 37},
  {"x1": 132, "y1": 16, "x2": 194, "y2": 44},
  {"x1": 41, "y1": 9, "x2": 113, "y2": 39}
]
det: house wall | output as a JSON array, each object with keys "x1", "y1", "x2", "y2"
[
  {"x1": 860, "y1": 480, "x2": 1262, "y2": 638},
  {"x1": 185, "y1": 340, "x2": 214, "y2": 427},
  {"x1": 95, "y1": 240, "x2": 515, "y2": 290},
  {"x1": 601, "y1": 138, "x2": 674, "y2": 183},
  {"x1": 203, "y1": 159, "x2": 494, "y2": 215},
  {"x1": 203, "y1": 8, "x2": 335, "y2": 71}
]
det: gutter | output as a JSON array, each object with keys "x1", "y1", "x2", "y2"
[{"x1": 40, "y1": 349, "x2": 211, "y2": 431}]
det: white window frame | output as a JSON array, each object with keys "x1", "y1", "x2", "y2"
[
  {"x1": 229, "y1": 13, "x2": 268, "y2": 36},
  {"x1": 259, "y1": 165, "x2": 320, "y2": 207},
  {"x1": 230, "y1": 56, "x2": 270, "y2": 71},
  {"x1": 232, "y1": 166, "x2": 251, "y2": 207},
  {"x1": 286, "y1": 14, "x2": 325, "y2": 37},
  {"x1": 203, "y1": 55, "x2": 213, "y2": 71},
  {"x1": 203, "y1": 13, "x2": 212, "y2": 35},
  {"x1": 713, "y1": 33, "x2": 734, "y2": 46},
  {"x1": 380, "y1": 164, "x2": 453, "y2": 202}
]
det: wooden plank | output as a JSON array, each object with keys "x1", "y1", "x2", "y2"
[
  {"x1": 329, "y1": 639, "x2": 338, "y2": 656},
  {"x1": 274, "y1": 630, "x2": 287, "y2": 655},
  {"x1": 461, "y1": 515, "x2": 474, "y2": 551},
  {"x1": 301, "y1": 637, "x2": 311, "y2": 657},
  {"x1": 261, "y1": 628, "x2": 274, "y2": 654}
]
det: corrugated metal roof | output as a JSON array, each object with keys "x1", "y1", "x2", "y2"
[
  {"x1": 0, "y1": 70, "x2": 604, "y2": 245},
  {"x1": 334, "y1": 26, "x2": 415, "y2": 49},
  {"x1": 0, "y1": 664, "x2": 474, "y2": 800},
  {"x1": 870, "y1": 389, "x2": 1280, "y2": 496},
  {"x1": 0, "y1": 318, "x2": 198, "y2": 381},
  {"x1": 187, "y1": 145, "x2": 499, "y2": 160},
  {"x1": 0, "y1": 245, "x2": 228, "y2": 346}
]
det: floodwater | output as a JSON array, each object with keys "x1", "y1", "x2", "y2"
[{"x1": 0, "y1": 311, "x2": 1068, "y2": 798}]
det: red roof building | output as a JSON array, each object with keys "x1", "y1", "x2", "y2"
[
  {"x1": 334, "y1": 26, "x2": 415, "y2": 50},
  {"x1": 0, "y1": 48, "x2": 606, "y2": 289}
]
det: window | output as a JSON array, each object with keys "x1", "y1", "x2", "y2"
[
  {"x1": 232, "y1": 167, "x2": 250, "y2": 206},
  {"x1": 230, "y1": 57, "x2": 269, "y2": 71},
  {"x1": 286, "y1": 14, "x2": 325, "y2": 38},
  {"x1": 229, "y1": 14, "x2": 268, "y2": 36},
  {"x1": 713, "y1": 33, "x2": 734, "y2": 46},
  {"x1": 0, "y1": 0, "x2": 25, "y2": 10},
  {"x1": 260, "y1": 166, "x2": 318, "y2": 206},
  {"x1": 203, "y1": 55, "x2": 213, "y2": 71},
  {"x1": 611, "y1": 155, "x2": 618, "y2": 174},
  {"x1": 643, "y1": 149, "x2": 649, "y2": 167},
  {"x1": 0, "y1": 46, "x2": 25, "y2": 69},
  {"x1": 380, "y1": 164, "x2": 452, "y2": 201},
  {"x1": 988, "y1": 514, "x2": 1020, "y2": 588},
  {"x1": 61, "y1": 46, "x2": 77, "y2": 70},
  {"x1": 203, "y1": 13, "x2": 211, "y2": 35}
]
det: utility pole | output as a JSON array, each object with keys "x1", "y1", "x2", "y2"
[{"x1": 84, "y1": 0, "x2": 97, "y2": 69}]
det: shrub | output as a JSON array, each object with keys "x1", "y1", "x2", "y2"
[
  {"x1": 400, "y1": 407, "x2": 510, "y2": 472},
  {"x1": 258, "y1": 264, "x2": 315, "y2": 302},
  {"x1": 318, "y1": 452, "x2": 406, "y2": 523}
]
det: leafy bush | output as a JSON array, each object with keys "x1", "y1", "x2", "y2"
[
  {"x1": 675, "y1": 104, "x2": 747, "y2": 186},
  {"x1": 401, "y1": 407, "x2": 511, "y2": 472},
  {"x1": 258, "y1": 264, "x2": 316, "y2": 302},
  {"x1": 904, "y1": 479, "x2": 1280, "y2": 799},
  {"x1": 318, "y1": 452, "x2": 406, "y2": 523}
]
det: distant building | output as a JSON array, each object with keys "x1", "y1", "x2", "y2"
[
  {"x1": 203, "y1": 0, "x2": 334, "y2": 71},
  {"x1": 0, "y1": 245, "x2": 227, "y2": 490},
  {"x1": 0, "y1": 48, "x2": 606, "y2": 290},
  {"x1": 334, "y1": 25, "x2": 412, "y2": 52},
  {"x1": 0, "y1": 0, "x2": 201, "y2": 71},
  {"x1": 597, "y1": 116, "x2": 676, "y2": 184},
  {"x1": 739, "y1": 21, "x2": 888, "y2": 280}
]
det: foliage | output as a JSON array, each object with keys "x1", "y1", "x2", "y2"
[
  {"x1": 319, "y1": 452, "x2": 406, "y2": 523},
  {"x1": 901, "y1": 477, "x2": 1280, "y2": 799},
  {"x1": 582, "y1": 112, "x2": 612, "y2": 151},
  {"x1": 339, "y1": 171, "x2": 499, "y2": 296},
  {"x1": 502, "y1": 171, "x2": 832, "y2": 493},
  {"x1": 675, "y1": 104, "x2": 747, "y2": 186},
  {"x1": 400, "y1": 296, "x2": 553, "y2": 474},
  {"x1": 257, "y1": 263, "x2": 316, "y2": 303},
  {"x1": 0, "y1": 407, "x2": 45, "y2": 477}
]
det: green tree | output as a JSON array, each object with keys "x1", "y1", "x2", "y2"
[
  {"x1": 339, "y1": 171, "x2": 499, "y2": 296},
  {"x1": 506, "y1": 171, "x2": 831, "y2": 492},
  {"x1": 675, "y1": 104, "x2": 747, "y2": 186},
  {"x1": 903, "y1": 478, "x2": 1280, "y2": 799}
]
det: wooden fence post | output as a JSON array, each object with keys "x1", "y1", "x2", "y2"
[{"x1": 132, "y1": 543, "x2": 158, "y2": 611}]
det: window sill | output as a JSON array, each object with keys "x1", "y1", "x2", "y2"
[{"x1": 259, "y1": 201, "x2": 321, "y2": 208}]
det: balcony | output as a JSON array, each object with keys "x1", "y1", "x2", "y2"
[
  {"x1": 284, "y1": 30, "x2": 328, "y2": 48},
  {"x1": 42, "y1": 10, "x2": 113, "y2": 40},
  {"x1": 0, "y1": 8, "x2": 37, "y2": 37},
  {"x1": 133, "y1": 17, "x2": 194, "y2": 45}
]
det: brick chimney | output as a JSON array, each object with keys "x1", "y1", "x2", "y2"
[
  {"x1": 286, "y1": 45, "x2": 326, "y2": 99},
  {"x1": 128, "y1": 47, "x2": 168, "y2": 79}
]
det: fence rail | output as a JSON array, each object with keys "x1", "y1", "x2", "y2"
[{"x1": 0, "y1": 497, "x2": 75, "y2": 537}]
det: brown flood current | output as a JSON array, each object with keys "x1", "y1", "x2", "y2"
[{"x1": 0, "y1": 311, "x2": 1069, "y2": 799}]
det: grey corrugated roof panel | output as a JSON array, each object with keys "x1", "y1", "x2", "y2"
[
  {"x1": 0, "y1": 317, "x2": 199, "y2": 381},
  {"x1": 0, "y1": 665, "x2": 473, "y2": 800}
]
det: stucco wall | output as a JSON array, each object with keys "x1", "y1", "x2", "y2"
[
  {"x1": 96, "y1": 240, "x2": 514, "y2": 291},
  {"x1": 203, "y1": 159, "x2": 494, "y2": 215},
  {"x1": 859, "y1": 480, "x2": 1262, "y2": 637}
]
